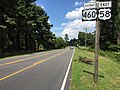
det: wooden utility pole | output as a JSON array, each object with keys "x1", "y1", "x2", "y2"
[
  {"x1": 94, "y1": 21, "x2": 100, "y2": 84},
  {"x1": 85, "y1": 27, "x2": 88, "y2": 47},
  {"x1": 94, "y1": 0, "x2": 100, "y2": 84}
]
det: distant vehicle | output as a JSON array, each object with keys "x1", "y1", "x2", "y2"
[{"x1": 70, "y1": 47, "x2": 73, "y2": 50}]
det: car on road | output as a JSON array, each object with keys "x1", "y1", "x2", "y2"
[{"x1": 70, "y1": 47, "x2": 73, "y2": 50}]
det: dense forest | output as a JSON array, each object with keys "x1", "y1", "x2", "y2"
[
  {"x1": 99, "y1": 0, "x2": 120, "y2": 51},
  {"x1": 0, "y1": 0, "x2": 66, "y2": 56},
  {"x1": 70, "y1": 0, "x2": 120, "y2": 52}
]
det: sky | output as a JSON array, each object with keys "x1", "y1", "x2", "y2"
[{"x1": 36, "y1": 0, "x2": 96, "y2": 40}]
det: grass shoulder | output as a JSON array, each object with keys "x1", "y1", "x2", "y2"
[{"x1": 71, "y1": 47, "x2": 120, "y2": 90}]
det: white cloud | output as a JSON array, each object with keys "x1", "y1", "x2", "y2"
[
  {"x1": 36, "y1": 2, "x2": 45, "y2": 9},
  {"x1": 62, "y1": 0, "x2": 96, "y2": 40},
  {"x1": 75, "y1": 2, "x2": 83, "y2": 6},
  {"x1": 65, "y1": 0, "x2": 94, "y2": 20},
  {"x1": 65, "y1": 7, "x2": 84, "y2": 20},
  {"x1": 61, "y1": 23, "x2": 67, "y2": 26},
  {"x1": 61, "y1": 20, "x2": 95, "y2": 39},
  {"x1": 48, "y1": 20, "x2": 51, "y2": 24},
  {"x1": 41, "y1": 6, "x2": 45, "y2": 9},
  {"x1": 51, "y1": 27, "x2": 64, "y2": 37},
  {"x1": 89, "y1": 0, "x2": 94, "y2": 2}
]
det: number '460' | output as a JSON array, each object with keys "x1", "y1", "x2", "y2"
[{"x1": 82, "y1": 9, "x2": 97, "y2": 21}]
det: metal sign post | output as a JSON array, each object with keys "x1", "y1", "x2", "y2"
[{"x1": 82, "y1": 0, "x2": 112, "y2": 84}]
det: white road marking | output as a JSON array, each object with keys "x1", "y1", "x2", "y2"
[{"x1": 60, "y1": 48, "x2": 75, "y2": 90}]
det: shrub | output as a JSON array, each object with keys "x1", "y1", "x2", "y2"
[
  {"x1": 108, "y1": 45, "x2": 120, "y2": 52},
  {"x1": 99, "y1": 50, "x2": 120, "y2": 62}
]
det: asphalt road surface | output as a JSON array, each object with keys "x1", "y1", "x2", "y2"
[{"x1": 0, "y1": 48, "x2": 74, "y2": 90}]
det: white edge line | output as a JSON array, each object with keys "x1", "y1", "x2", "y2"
[{"x1": 60, "y1": 48, "x2": 75, "y2": 90}]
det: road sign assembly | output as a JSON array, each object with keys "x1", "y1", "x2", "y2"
[
  {"x1": 82, "y1": 1, "x2": 112, "y2": 21},
  {"x1": 82, "y1": 1, "x2": 112, "y2": 84}
]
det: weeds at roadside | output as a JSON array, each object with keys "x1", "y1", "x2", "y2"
[{"x1": 79, "y1": 56, "x2": 93, "y2": 65}]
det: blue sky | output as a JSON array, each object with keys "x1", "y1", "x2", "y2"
[{"x1": 36, "y1": 0, "x2": 95, "y2": 39}]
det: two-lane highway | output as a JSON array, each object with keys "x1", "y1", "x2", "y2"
[{"x1": 0, "y1": 48, "x2": 74, "y2": 90}]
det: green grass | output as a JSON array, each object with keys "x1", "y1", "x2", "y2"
[{"x1": 71, "y1": 47, "x2": 120, "y2": 90}]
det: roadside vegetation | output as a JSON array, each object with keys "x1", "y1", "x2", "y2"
[
  {"x1": 71, "y1": 47, "x2": 120, "y2": 90},
  {"x1": 79, "y1": 47, "x2": 120, "y2": 62},
  {"x1": 0, "y1": 0, "x2": 68, "y2": 58},
  {"x1": 70, "y1": 1, "x2": 120, "y2": 89}
]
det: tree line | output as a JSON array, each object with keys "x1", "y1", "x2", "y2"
[
  {"x1": 70, "y1": 32, "x2": 95, "y2": 48},
  {"x1": 0, "y1": 0, "x2": 67, "y2": 55},
  {"x1": 99, "y1": 0, "x2": 120, "y2": 51}
]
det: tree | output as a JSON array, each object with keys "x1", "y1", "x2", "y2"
[
  {"x1": 69, "y1": 38, "x2": 78, "y2": 46},
  {"x1": 99, "y1": 0, "x2": 120, "y2": 51},
  {"x1": 115, "y1": 0, "x2": 120, "y2": 45},
  {"x1": 0, "y1": 0, "x2": 18, "y2": 53},
  {"x1": 0, "y1": 25, "x2": 8, "y2": 53},
  {"x1": 64, "y1": 34, "x2": 69, "y2": 42},
  {"x1": 64, "y1": 34, "x2": 69, "y2": 46},
  {"x1": 78, "y1": 31, "x2": 94, "y2": 47},
  {"x1": 78, "y1": 31, "x2": 86, "y2": 46},
  {"x1": 55, "y1": 37, "x2": 65, "y2": 49},
  {"x1": 0, "y1": 0, "x2": 55, "y2": 55}
]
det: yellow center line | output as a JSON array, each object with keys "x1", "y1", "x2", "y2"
[
  {"x1": 0, "y1": 50, "x2": 68, "y2": 81},
  {"x1": 0, "y1": 50, "x2": 64, "y2": 67}
]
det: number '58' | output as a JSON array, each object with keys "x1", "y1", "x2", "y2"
[{"x1": 98, "y1": 9, "x2": 111, "y2": 20}]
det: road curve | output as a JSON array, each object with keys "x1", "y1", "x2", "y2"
[{"x1": 0, "y1": 48, "x2": 74, "y2": 90}]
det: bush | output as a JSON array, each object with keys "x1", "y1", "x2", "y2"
[
  {"x1": 115, "y1": 53, "x2": 120, "y2": 62},
  {"x1": 108, "y1": 45, "x2": 120, "y2": 52},
  {"x1": 79, "y1": 46, "x2": 120, "y2": 62},
  {"x1": 99, "y1": 50, "x2": 120, "y2": 62}
]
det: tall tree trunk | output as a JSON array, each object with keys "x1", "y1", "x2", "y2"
[
  {"x1": 25, "y1": 32, "x2": 29, "y2": 51},
  {"x1": 15, "y1": 31, "x2": 20, "y2": 51},
  {"x1": 29, "y1": 35, "x2": 36, "y2": 51},
  {"x1": 37, "y1": 41, "x2": 40, "y2": 50}
]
